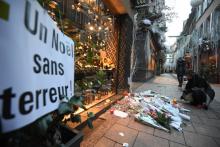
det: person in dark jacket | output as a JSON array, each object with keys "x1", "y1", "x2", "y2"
[
  {"x1": 181, "y1": 71, "x2": 215, "y2": 109},
  {"x1": 176, "y1": 57, "x2": 186, "y2": 87}
]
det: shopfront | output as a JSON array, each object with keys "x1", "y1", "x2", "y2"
[{"x1": 0, "y1": 0, "x2": 134, "y2": 146}]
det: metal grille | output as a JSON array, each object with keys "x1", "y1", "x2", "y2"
[
  {"x1": 116, "y1": 15, "x2": 133, "y2": 90},
  {"x1": 104, "y1": 18, "x2": 119, "y2": 92},
  {"x1": 105, "y1": 24, "x2": 119, "y2": 68},
  {"x1": 104, "y1": 15, "x2": 133, "y2": 91}
]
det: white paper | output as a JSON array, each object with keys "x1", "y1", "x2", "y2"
[
  {"x1": 170, "y1": 121, "x2": 182, "y2": 131},
  {"x1": 113, "y1": 110, "x2": 128, "y2": 118},
  {"x1": 0, "y1": 1, "x2": 74, "y2": 133},
  {"x1": 180, "y1": 108, "x2": 191, "y2": 112},
  {"x1": 179, "y1": 113, "x2": 190, "y2": 121}
]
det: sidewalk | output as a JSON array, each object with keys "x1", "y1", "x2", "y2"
[
  {"x1": 211, "y1": 84, "x2": 220, "y2": 103},
  {"x1": 81, "y1": 73, "x2": 220, "y2": 147}
]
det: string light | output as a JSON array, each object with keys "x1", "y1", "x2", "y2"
[
  {"x1": 76, "y1": 7, "x2": 81, "y2": 12},
  {"x1": 48, "y1": 1, "x2": 57, "y2": 9},
  {"x1": 72, "y1": 5, "x2": 75, "y2": 10},
  {"x1": 89, "y1": 26, "x2": 94, "y2": 31}
]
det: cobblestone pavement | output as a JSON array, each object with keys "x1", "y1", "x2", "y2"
[{"x1": 81, "y1": 73, "x2": 220, "y2": 147}]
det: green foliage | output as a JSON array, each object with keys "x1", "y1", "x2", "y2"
[
  {"x1": 34, "y1": 114, "x2": 53, "y2": 136},
  {"x1": 155, "y1": 111, "x2": 171, "y2": 130},
  {"x1": 71, "y1": 114, "x2": 81, "y2": 123},
  {"x1": 30, "y1": 95, "x2": 84, "y2": 138},
  {"x1": 87, "y1": 112, "x2": 95, "y2": 118},
  {"x1": 69, "y1": 95, "x2": 87, "y2": 110},
  {"x1": 87, "y1": 48, "x2": 94, "y2": 64},
  {"x1": 58, "y1": 102, "x2": 73, "y2": 114},
  {"x1": 92, "y1": 43, "x2": 97, "y2": 49},
  {"x1": 86, "y1": 119, "x2": 93, "y2": 129},
  {"x1": 87, "y1": 112, "x2": 95, "y2": 129},
  {"x1": 76, "y1": 80, "x2": 88, "y2": 91},
  {"x1": 76, "y1": 80, "x2": 94, "y2": 91},
  {"x1": 96, "y1": 70, "x2": 106, "y2": 85}
]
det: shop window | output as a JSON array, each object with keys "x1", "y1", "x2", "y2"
[{"x1": 37, "y1": 0, "x2": 118, "y2": 110}]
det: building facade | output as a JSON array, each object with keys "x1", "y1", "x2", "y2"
[
  {"x1": 55, "y1": 0, "x2": 167, "y2": 86},
  {"x1": 176, "y1": 0, "x2": 220, "y2": 83},
  {"x1": 130, "y1": 0, "x2": 166, "y2": 82}
]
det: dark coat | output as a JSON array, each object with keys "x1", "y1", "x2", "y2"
[
  {"x1": 185, "y1": 74, "x2": 209, "y2": 91},
  {"x1": 176, "y1": 58, "x2": 186, "y2": 76},
  {"x1": 184, "y1": 74, "x2": 215, "y2": 105}
]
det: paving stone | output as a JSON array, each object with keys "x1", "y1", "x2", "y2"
[
  {"x1": 205, "y1": 110, "x2": 219, "y2": 119},
  {"x1": 200, "y1": 117, "x2": 220, "y2": 128},
  {"x1": 191, "y1": 109, "x2": 208, "y2": 117},
  {"x1": 209, "y1": 102, "x2": 220, "y2": 109},
  {"x1": 82, "y1": 118, "x2": 106, "y2": 140},
  {"x1": 184, "y1": 131, "x2": 219, "y2": 147},
  {"x1": 213, "y1": 108, "x2": 220, "y2": 112},
  {"x1": 116, "y1": 117, "x2": 130, "y2": 126},
  {"x1": 209, "y1": 105, "x2": 220, "y2": 112},
  {"x1": 181, "y1": 104, "x2": 197, "y2": 111},
  {"x1": 81, "y1": 112, "x2": 120, "y2": 147},
  {"x1": 193, "y1": 123, "x2": 220, "y2": 138},
  {"x1": 170, "y1": 142, "x2": 187, "y2": 147},
  {"x1": 133, "y1": 132, "x2": 169, "y2": 147},
  {"x1": 114, "y1": 143, "x2": 123, "y2": 147},
  {"x1": 214, "y1": 138, "x2": 220, "y2": 146},
  {"x1": 127, "y1": 119, "x2": 154, "y2": 135},
  {"x1": 80, "y1": 142, "x2": 91, "y2": 147},
  {"x1": 83, "y1": 75, "x2": 220, "y2": 147},
  {"x1": 95, "y1": 137, "x2": 115, "y2": 147},
  {"x1": 154, "y1": 129, "x2": 185, "y2": 145},
  {"x1": 99, "y1": 111, "x2": 118, "y2": 120},
  {"x1": 213, "y1": 112, "x2": 220, "y2": 119},
  {"x1": 190, "y1": 115, "x2": 203, "y2": 124},
  {"x1": 151, "y1": 75, "x2": 178, "y2": 85},
  {"x1": 182, "y1": 122, "x2": 195, "y2": 132},
  {"x1": 104, "y1": 124, "x2": 138, "y2": 146}
]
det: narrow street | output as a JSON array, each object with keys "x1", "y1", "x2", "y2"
[{"x1": 81, "y1": 73, "x2": 220, "y2": 147}]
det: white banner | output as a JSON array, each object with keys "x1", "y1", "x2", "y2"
[{"x1": 0, "y1": 0, "x2": 74, "y2": 133}]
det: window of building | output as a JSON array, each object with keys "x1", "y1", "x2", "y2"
[
  {"x1": 207, "y1": 0, "x2": 213, "y2": 5},
  {"x1": 200, "y1": 23, "x2": 204, "y2": 38},
  {"x1": 203, "y1": 0, "x2": 208, "y2": 12},
  {"x1": 207, "y1": 16, "x2": 211, "y2": 37}
]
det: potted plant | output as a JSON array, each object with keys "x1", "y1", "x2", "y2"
[
  {"x1": 1, "y1": 95, "x2": 94, "y2": 147},
  {"x1": 96, "y1": 70, "x2": 112, "y2": 96},
  {"x1": 96, "y1": 70, "x2": 106, "y2": 86}
]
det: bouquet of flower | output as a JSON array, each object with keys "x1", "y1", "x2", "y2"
[{"x1": 148, "y1": 109, "x2": 171, "y2": 130}]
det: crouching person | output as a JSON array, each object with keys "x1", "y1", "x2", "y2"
[{"x1": 180, "y1": 71, "x2": 215, "y2": 109}]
